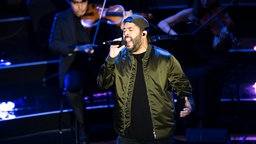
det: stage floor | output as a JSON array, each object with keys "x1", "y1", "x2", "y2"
[{"x1": 1, "y1": 60, "x2": 256, "y2": 144}]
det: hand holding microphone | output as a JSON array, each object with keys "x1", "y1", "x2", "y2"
[{"x1": 105, "y1": 38, "x2": 126, "y2": 58}]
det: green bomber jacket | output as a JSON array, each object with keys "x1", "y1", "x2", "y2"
[{"x1": 97, "y1": 44, "x2": 193, "y2": 140}]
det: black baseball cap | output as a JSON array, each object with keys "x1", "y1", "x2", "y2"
[{"x1": 123, "y1": 14, "x2": 149, "y2": 31}]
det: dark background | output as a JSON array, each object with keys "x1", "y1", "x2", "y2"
[
  {"x1": 0, "y1": 0, "x2": 256, "y2": 143},
  {"x1": 0, "y1": 0, "x2": 255, "y2": 64}
]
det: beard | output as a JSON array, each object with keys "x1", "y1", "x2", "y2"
[{"x1": 127, "y1": 35, "x2": 143, "y2": 53}]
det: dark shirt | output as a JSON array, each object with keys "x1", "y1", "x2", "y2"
[{"x1": 125, "y1": 52, "x2": 154, "y2": 141}]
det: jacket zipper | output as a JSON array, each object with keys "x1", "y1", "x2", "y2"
[{"x1": 153, "y1": 130, "x2": 156, "y2": 139}]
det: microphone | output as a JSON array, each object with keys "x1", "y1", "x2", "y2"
[{"x1": 103, "y1": 40, "x2": 127, "y2": 46}]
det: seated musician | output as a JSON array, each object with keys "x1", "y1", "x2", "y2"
[
  {"x1": 157, "y1": 0, "x2": 236, "y2": 130},
  {"x1": 48, "y1": 0, "x2": 121, "y2": 143}
]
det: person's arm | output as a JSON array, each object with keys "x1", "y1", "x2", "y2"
[
  {"x1": 97, "y1": 37, "x2": 125, "y2": 90},
  {"x1": 49, "y1": 13, "x2": 75, "y2": 56},
  {"x1": 168, "y1": 55, "x2": 194, "y2": 117},
  {"x1": 157, "y1": 8, "x2": 193, "y2": 35},
  {"x1": 212, "y1": 11, "x2": 237, "y2": 49},
  {"x1": 97, "y1": 55, "x2": 116, "y2": 90}
]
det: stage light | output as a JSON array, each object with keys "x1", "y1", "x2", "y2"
[
  {"x1": 0, "y1": 101, "x2": 16, "y2": 120},
  {"x1": 0, "y1": 59, "x2": 12, "y2": 66},
  {"x1": 253, "y1": 82, "x2": 256, "y2": 94},
  {"x1": 92, "y1": 91, "x2": 113, "y2": 98}
]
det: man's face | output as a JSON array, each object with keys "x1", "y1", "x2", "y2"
[
  {"x1": 122, "y1": 22, "x2": 143, "y2": 53},
  {"x1": 70, "y1": 0, "x2": 88, "y2": 17}
]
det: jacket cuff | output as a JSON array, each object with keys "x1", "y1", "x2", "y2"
[{"x1": 106, "y1": 55, "x2": 116, "y2": 64}]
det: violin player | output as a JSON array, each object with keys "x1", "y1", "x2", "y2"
[
  {"x1": 157, "y1": 0, "x2": 237, "y2": 131},
  {"x1": 48, "y1": 0, "x2": 121, "y2": 143}
]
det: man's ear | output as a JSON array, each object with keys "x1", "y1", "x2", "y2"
[{"x1": 142, "y1": 30, "x2": 147, "y2": 36}]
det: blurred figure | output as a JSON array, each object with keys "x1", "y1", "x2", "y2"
[{"x1": 157, "y1": 0, "x2": 236, "y2": 129}]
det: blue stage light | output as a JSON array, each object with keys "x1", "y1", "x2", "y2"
[{"x1": 0, "y1": 101, "x2": 16, "y2": 120}]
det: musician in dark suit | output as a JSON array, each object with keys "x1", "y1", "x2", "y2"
[{"x1": 48, "y1": 0, "x2": 120, "y2": 143}]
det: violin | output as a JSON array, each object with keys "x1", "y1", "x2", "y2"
[
  {"x1": 81, "y1": 3, "x2": 153, "y2": 28},
  {"x1": 81, "y1": 4, "x2": 125, "y2": 28},
  {"x1": 199, "y1": 6, "x2": 232, "y2": 35},
  {"x1": 198, "y1": 4, "x2": 238, "y2": 49}
]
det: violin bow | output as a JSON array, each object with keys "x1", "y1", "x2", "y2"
[{"x1": 92, "y1": 0, "x2": 107, "y2": 45}]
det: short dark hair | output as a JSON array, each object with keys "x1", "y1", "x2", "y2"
[{"x1": 66, "y1": 0, "x2": 88, "y2": 4}]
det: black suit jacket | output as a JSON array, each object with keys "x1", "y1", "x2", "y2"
[
  {"x1": 49, "y1": 8, "x2": 121, "y2": 88},
  {"x1": 49, "y1": 9, "x2": 84, "y2": 88}
]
